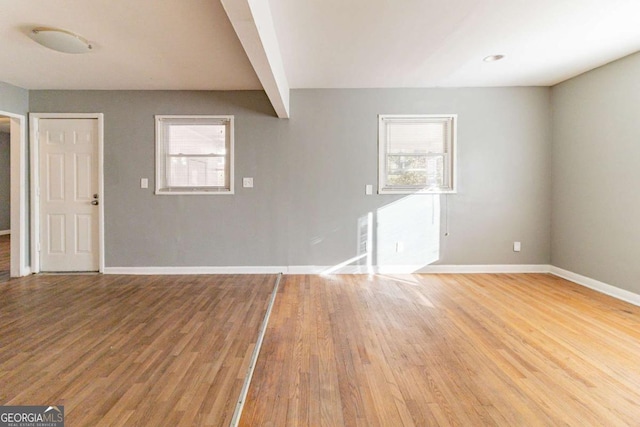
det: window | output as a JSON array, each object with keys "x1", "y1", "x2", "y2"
[
  {"x1": 155, "y1": 115, "x2": 234, "y2": 195},
  {"x1": 378, "y1": 114, "x2": 456, "y2": 194}
]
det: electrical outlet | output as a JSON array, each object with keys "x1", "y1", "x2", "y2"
[
  {"x1": 365, "y1": 184, "x2": 373, "y2": 195},
  {"x1": 513, "y1": 241, "x2": 521, "y2": 252},
  {"x1": 141, "y1": 178, "x2": 148, "y2": 189}
]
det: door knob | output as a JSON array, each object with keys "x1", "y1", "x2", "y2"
[{"x1": 91, "y1": 200, "x2": 99, "y2": 205}]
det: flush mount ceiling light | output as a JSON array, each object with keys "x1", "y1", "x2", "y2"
[
  {"x1": 483, "y1": 54, "x2": 505, "y2": 62},
  {"x1": 30, "y1": 27, "x2": 92, "y2": 54}
]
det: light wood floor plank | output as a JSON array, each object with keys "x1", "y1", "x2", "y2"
[{"x1": 241, "y1": 273, "x2": 640, "y2": 426}]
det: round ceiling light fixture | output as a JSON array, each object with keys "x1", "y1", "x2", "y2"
[
  {"x1": 30, "y1": 27, "x2": 92, "y2": 54},
  {"x1": 483, "y1": 54, "x2": 505, "y2": 62}
]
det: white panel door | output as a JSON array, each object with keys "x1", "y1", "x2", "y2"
[{"x1": 39, "y1": 118, "x2": 99, "y2": 271}]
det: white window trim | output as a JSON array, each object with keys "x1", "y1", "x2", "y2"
[
  {"x1": 378, "y1": 114, "x2": 457, "y2": 195},
  {"x1": 155, "y1": 115, "x2": 235, "y2": 195}
]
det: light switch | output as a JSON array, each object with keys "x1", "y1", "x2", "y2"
[
  {"x1": 365, "y1": 184, "x2": 373, "y2": 195},
  {"x1": 243, "y1": 177, "x2": 254, "y2": 188},
  {"x1": 513, "y1": 241, "x2": 521, "y2": 252},
  {"x1": 141, "y1": 178, "x2": 148, "y2": 189}
]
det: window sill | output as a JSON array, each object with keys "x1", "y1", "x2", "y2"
[
  {"x1": 155, "y1": 190, "x2": 234, "y2": 196},
  {"x1": 378, "y1": 188, "x2": 457, "y2": 195}
]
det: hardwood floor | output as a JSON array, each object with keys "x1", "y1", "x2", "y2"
[
  {"x1": 1, "y1": 271, "x2": 640, "y2": 426},
  {"x1": 0, "y1": 273, "x2": 277, "y2": 426},
  {"x1": 240, "y1": 274, "x2": 640, "y2": 426}
]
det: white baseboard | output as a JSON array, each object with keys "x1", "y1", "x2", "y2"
[
  {"x1": 105, "y1": 264, "x2": 552, "y2": 276},
  {"x1": 549, "y1": 266, "x2": 640, "y2": 307},
  {"x1": 0, "y1": 230, "x2": 10, "y2": 236},
  {"x1": 103, "y1": 266, "x2": 287, "y2": 275},
  {"x1": 287, "y1": 264, "x2": 551, "y2": 275},
  {"x1": 102, "y1": 264, "x2": 640, "y2": 307}
]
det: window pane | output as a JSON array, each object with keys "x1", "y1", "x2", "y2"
[
  {"x1": 167, "y1": 124, "x2": 226, "y2": 155},
  {"x1": 156, "y1": 115, "x2": 234, "y2": 194},
  {"x1": 386, "y1": 155, "x2": 444, "y2": 187},
  {"x1": 426, "y1": 156, "x2": 445, "y2": 187},
  {"x1": 387, "y1": 121, "x2": 447, "y2": 154},
  {"x1": 167, "y1": 156, "x2": 226, "y2": 187}
]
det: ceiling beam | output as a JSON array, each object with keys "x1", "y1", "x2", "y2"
[{"x1": 221, "y1": 0, "x2": 290, "y2": 118}]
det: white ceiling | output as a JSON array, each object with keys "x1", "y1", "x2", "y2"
[
  {"x1": 0, "y1": 0, "x2": 261, "y2": 90},
  {"x1": 0, "y1": 0, "x2": 639, "y2": 92},
  {"x1": 268, "y1": 0, "x2": 640, "y2": 88}
]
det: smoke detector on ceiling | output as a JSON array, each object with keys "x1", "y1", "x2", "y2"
[{"x1": 483, "y1": 54, "x2": 505, "y2": 62}]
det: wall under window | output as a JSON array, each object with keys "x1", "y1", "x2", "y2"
[{"x1": 29, "y1": 87, "x2": 552, "y2": 270}]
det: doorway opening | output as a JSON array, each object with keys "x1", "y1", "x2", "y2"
[
  {"x1": 0, "y1": 116, "x2": 10, "y2": 278},
  {"x1": 0, "y1": 110, "x2": 28, "y2": 278}
]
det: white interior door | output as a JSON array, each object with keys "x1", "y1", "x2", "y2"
[{"x1": 39, "y1": 118, "x2": 99, "y2": 272}]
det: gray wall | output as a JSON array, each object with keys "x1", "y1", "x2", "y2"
[
  {"x1": 551, "y1": 52, "x2": 640, "y2": 294},
  {"x1": 0, "y1": 81, "x2": 29, "y2": 116},
  {"x1": 30, "y1": 88, "x2": 552, "y2": 269},
  {"x1": 0, "y1": 132, "x2": 9, "y2": 230},
  {"x1": 284, "y1": 89, "x2": 552, "y2": 269},
  {"x1": 30, "y1": 91, "x2": 287, "y2": 267}
]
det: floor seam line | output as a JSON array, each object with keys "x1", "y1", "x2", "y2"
[{"x1": 229, "y1": 272, "x2": 282, "y2": 427}]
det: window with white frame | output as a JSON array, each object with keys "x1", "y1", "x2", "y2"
[
  {"x1": 155, "y1": 115, "x2": 234, "y2": 194},
  {"x1": 378, "y1": 114, "x2": 456, "y2": 194}
]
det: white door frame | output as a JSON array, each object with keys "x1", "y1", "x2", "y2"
[
  {"x1": 30, "y1": 113, "x2": 105, "y2": 273},
  {"x1": 0, "y1": 109, "x2": 29, "y2": 277}
]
